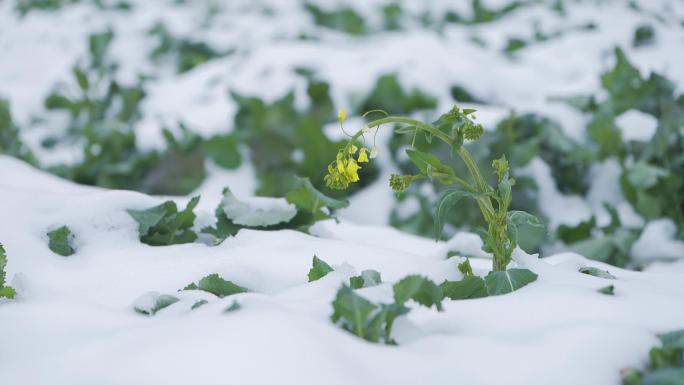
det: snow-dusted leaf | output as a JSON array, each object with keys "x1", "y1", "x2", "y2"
[
  {"x1": 308, "y1": 255, "x2": 334, "y2": 282},
  {"x1": 393, "y1": 275, "x2": 443, "y2": 311},
  {"x1": 221, "y1": 187, "x2": 297, "y2": 227},
  {"x1": 183, "y1": 274, "x2": 248, "y2": 298},
  {"x1": 47, "y1": 225, "x2": 75, "y2": 256},
  {"x1": 579, "y1": 266, "x2": 616, "y2": 279},
  {"x1": 441, "y1": 276, "x2": 487, "y2": 300},
  {"x1": 349, "y1": 270, "x2": 382, "y2": 289},
  {"x1": 133, "y1": 292, "x2": 179, "y2": 315},
  {"x1": 484, "y1": 268, "x2": 538, "y2": 296}
]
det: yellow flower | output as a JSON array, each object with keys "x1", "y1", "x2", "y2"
[
  {"x1": 347, "y1": 144, "x2": 358, "y2": 155},
  {"x1": 358, "y1": 148, "x2": 369, "y2": 163},
  {"x1": 338, "y1": 108, "x2": 347, "y2": 123},
  {"x1": 346, "y1": 159, "x2": 361, "y2": 182}
]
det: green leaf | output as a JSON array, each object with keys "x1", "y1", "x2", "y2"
[
  {"x1": 406, "y1": 148, "x2": 455, "y2": 183},
  {"x1": 0, "y1": 243, "x2": 16, "y2": 298},
  {"x1": 47, "y1": 226, "x2": 75, "y2": 257},
  {"x1": 597, "y1": 285, "x2": 615, "y2": 295},
  {"x1": 441, "y1": 276, "x2": 488, "y2": 300},
  {"x1": 625, "y1": 162, "x2": 669, "y2": 189},
  {"x1": 434, "y1": 188, "x2": 474, "y2": 240},
  {"x1": 393, "y1": 275, "x2": 443, "y2": 311},
  {"x1": 650, "y1": 346, "x2": 682, "y2": 369},
  {"x1": 134, "y1": 293, "x2": 179, "y2": 315},
  {"x1": 286, "y1": 177, "x2": 348, "y2": 221},
  {"x1": 127, "y1": 197, "x2": 199, "y2": 246},
  {"x1": 484, "y1": 268, "x2": 538, "y2": 296},
  {"x1": 506, "y1": 211, "x2": 544, "y2": 247},
  {"x1": 0, "y1": 243, "x2": 9, "y2": 289},
  {"x1": 659, "y1": 330, "x2": 684, "y2": 349},
  {"x1": 349, "y1": 270, "x2": 382, "y2": 289},
  {"x1": 642, "y1": 368, "x2": 684, "y2": 385},
  {"x1": 458, "y1": 259, "x2": 474, "y2": 277},
  {"x1": 308, "y1": 255, "x2": 334, "y2": 282},
  {"x1": 200, "y1": 205, "x2": 243, "y2": 244},
  {"x1": 204, "y1": 133, "x2": 241, "y2": 169},
  {"x1": 579, "y1": 267, "x2": 616, "y2": 279},
  {"x1": 183, "y1": 273, "x2": 248, "y2": 298},
  {"x1": 331, "y1": 285, "x2": 378, "y2": 339},
  {"x1": 557, "y1": 217, "x2": 596, "y2": 244}
]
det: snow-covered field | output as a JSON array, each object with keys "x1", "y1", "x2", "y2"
[{"x1": 1, "y1": 1, "x2": 684, "y2": 384}]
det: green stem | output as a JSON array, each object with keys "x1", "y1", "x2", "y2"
[{"x1": 362, "y1": 116, "x2": 505, "y2": 270}]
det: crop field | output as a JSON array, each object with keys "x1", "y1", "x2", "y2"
[{"x1": 1, "y1": 0, "x2": 684, "y2": 384}]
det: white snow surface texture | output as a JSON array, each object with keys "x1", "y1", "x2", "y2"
[
  {"x1": 1, "y1": 158, "x2": 684, "y2": 385},
  {"x1": 2, "y1": 0, "x2": 684, "y2": 384}
]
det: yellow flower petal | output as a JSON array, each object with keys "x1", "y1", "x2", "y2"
[{"x1": 358, "y1": 148, "x2": 369, "y2": 163}]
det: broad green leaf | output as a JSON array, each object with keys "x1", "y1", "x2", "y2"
[
  {"x1": 406, "y1": 148, "x2": 455, "y2": 183},
  {"x1": 200, "y1": 205, "x2": 243, "y2": 244},
  {"x1": 286, "y1": 177, "x2": 348, "y2": 220},
  {"x1": 441, "y1": 276, "x2": 488, "y2": 300},
  {"x1": 47, "y1": 226, "x2": 75, "y2": 257},
  {"x1": 369, "y1": 303, "x2": 410, "y2": 345},
  {"x1": 331, "y1": 285, "x2": 378, "y2": 339},
  {"x1": 484, "y1": 268, "x2": 538, "y2": 296},
  {"x1": 349, "y1": 270, "x2": 382, "y2": 289},
  {"x1": 127, "y1": 197, "x2": 199, "y2": 246},
  {"x1": 579, "y1": 267, "x2": 616, "y2": 279},
  {"x1": 557, "y1": 217, "x2": 596, "y2": 244},
  {"x1": 393, "y1": 275, "x2": 443, "y2": 311},
  {"x1": 650, "y1": 346, "x2": 682, "y2": 369},
  {"x1": 506, "y1": 211, "x2": 544, "y2": 249},
  {"x1": 308, "y1": 255, "x2": 334, "y2": 282},
  {"x1": 660, "y1": 329, "x2": 684, "y2": 349},
  {"x1": 642, "y1": 368, "x2": 684, "y2": 385},
  {"x1": 204, "y1": 133, "x2": 241, "y2": 169},
  {"x1": 184, "y1": 274, "x2": 248, "y2": 298},
  {"x1": 134, "y1": 293, "x2": 179, "y2": 315},
  {"x1": 434, "y1": 188, "x2": 473, "y2": 240}
]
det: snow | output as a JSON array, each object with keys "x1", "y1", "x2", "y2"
[
  {"x1": 616, "y1": 109, "x2": 659, "y2": 142},
  {"x1": 1, "y1": 156, "x2": 684, "y2": 385},
  {"x1": 2, "y1": 0, "x2": 684, "y2": 384},
  {"x1": 632, "y1": 219, "x2": 684, "y2": 264}
]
